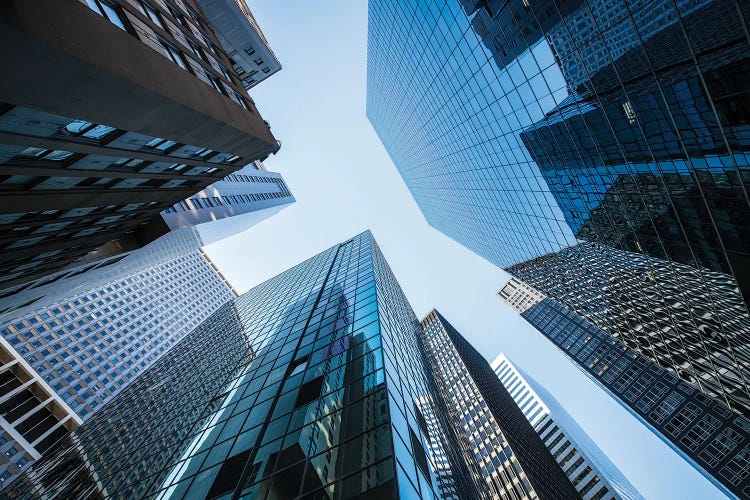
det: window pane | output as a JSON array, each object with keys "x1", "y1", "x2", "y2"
[
  {"x1": 65, "y1": 120, "x2": 92, "y2": 135},
  {"x1": 82, "y1": 125, "x2": 116, "y2": 140},
  {"x1": 19, "y1": 147, "x2": 47, "y2": 158},
  {"x1": 101, "y1": 2, "x2": 127, "y2": 31},
  {"x1": 45, "y1": 150, "x2": 74, "y2": 161}
]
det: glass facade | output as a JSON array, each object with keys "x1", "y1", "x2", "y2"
[
  {"x1": 3, "y1": 231, "x2": 479, "y2": 499},
  {"x1": 508, "y1": 243, "x2": 750, "y2": 419},
  {"x1": 367, "y1": 0, "x2": 750, "y2": 429},
  {"x1": 421, "y1": 310, "x2": 581, "y2": 500},
  {"x1": 498, "y1": 280, "x2": 750, "y2": 499}
]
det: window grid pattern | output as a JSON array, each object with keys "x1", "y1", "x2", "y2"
[
  {"x1": 493, "y1": 354, "x2": 634, "y2": 500},
  {"x1": 522, "y1": 297, "x2": 750, "y2": 498},
  {"x1": 367, "y1": 0, "x2": 750, "y2": 459},
  {"x1": 3, "y1": 232, "x2": 475, "y2": 499}
]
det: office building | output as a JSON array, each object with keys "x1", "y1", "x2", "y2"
[
  {"x1": 368, "y1": 0, "x2": 750, "y2": 297},
  {"x1": 421, "y1": 310, "x2": 580, "y2": 500},
  {"x1": 507, "y1": 244, "x2": 750, "y2": 419},
  {"x1": 4, "y1": 232, "x2": 485, "y2": 499},
  {"x1": 195, "y1": 0, "x2": 282, "y2": 89},
  {"x1": 0, "y1": 226, "x2": 237, "y2": 485},
  {"x1": 367, "y1": 0, "x2": 579, "y2": 268},
  {"x1": 159, "y1": 161, "x2": 293, "y2": 234},
  {"x1": 0, "y1": 0, "x2": 281, "y2": 292},
  {"x1": 517, "y1": 0, "x2": 750, "y2": 299},
  {"x1": 367, "y1": 0, "x2": 750, "y2": 434},
  {"x1": 499, "y1": 279, "x2": 750, "y2": 499},
  {"x1": 492, "y1": 353, "x2": 641, "y2": 500}
]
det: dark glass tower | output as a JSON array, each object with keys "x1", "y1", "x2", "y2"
[
  {"x1": 421, "y1": 310, "x2": 580, "y2": 500},
  {"x1": 499, "y1": 278, "x2": 750, "y2": 499},
  {"x1": 0, "y1": 0, "x2": 281, "y2": 292},
  {"x1": 3, "y1": 232, "x2": 482, "y2": 499},
  {"x1": 508, "y1": 242, "x2": 750, "y2": 419},
  {"x1": 367, "y1": 0, "x2": 750, "y2": 425}
]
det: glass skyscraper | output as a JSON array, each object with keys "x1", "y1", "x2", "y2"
[
  {"x1": 421, "y1": 310, "x2": 581, "y2": 500},
  {"x1": 3, "y1": 231, "x2": 484, "y2": 499},
  {"x1": 499, "y1": 278, "x2": 750, "y2": 499},
  {"x1": 367, "y1": 0, "x2": 750, "y2": 423},
  {"x1": 508, "y1": 242, "x2": 750, "y2": 419}
]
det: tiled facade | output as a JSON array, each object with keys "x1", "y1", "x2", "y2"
[
  {"x1": 421, "y1": 310, "x2": 581, "y2": 500},
  {"x1": 492, "y1": 353, "x2": 641, "y2": 500},
  {"x1": 3, "y1": 232, "x2": 481, "y2": 499},
  {"x1": 0, "y1": 0, "x2": 280, "y2": 290},
  {"x1": 498, "y1": 280, "x2": 750, "y2": 499},
  {"x1": 0, "y1": 227, "x2": 235, "y2": 485}
]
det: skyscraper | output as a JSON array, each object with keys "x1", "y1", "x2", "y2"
[
  {"x1": 507, "y1": 243, "x2": 750, "y2": 419},
  {"x1": 492, "y1": 353, "x2": 641, "y2": 500},
  {"x1": 0, "y1": 0, "x2": 281, "y2": 291},
  {"x1": 159, "y1": 161, "x2": 294, "y2": 237},
  {"x1": 421, "y1": 310, "x2": 581, "y2": 500},
  {"x1": 3, "y1": 232, "x2": 484, "y2": 499},
  {"x1": 367, "y1": 0, "x2": 750, "y2": 436},
  {"x1": 0, "y1": 226, "x2": 237, "y2": 485},
  {"x1": 498, "y1": 278, "x2": 750, "y2": 499},
  {"x1": 195, "y1": 0, "x2": 282, "y2": 89}
]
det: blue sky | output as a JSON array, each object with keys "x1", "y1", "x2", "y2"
[{"x1": 204, "y1": 1, "x2": 727, "y2": 498}]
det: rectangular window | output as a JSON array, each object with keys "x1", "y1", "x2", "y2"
[
  {"x1": 138, "y1": 1, "x2": 163, "y2": 28},
  {"x1": 86, "y1": 0, "x2": 127, "y2": 31},
  {"x1": 160, "y1": 40, "x2": 189, "y2": 70}
]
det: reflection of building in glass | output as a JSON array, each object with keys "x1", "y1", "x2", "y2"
[
  {"x1": 492, "y1": 353, "x2": 641, "y2": 500},
  {"x1": 367, "y1": 0, "x2": 750, "y2": 448},
  {"x1": 0, "y1": 0, "x2": 280, "y2": 292},
  {"x1": 0, "y1": 227, "x2": 237, "y2": 485},
  {"x1": 520, "y1": 0, "x2": 750, "y2": 299},
  {"x1": 507, "y1": 244, "x2": 750, "y2": 419},
  {"x1": 467, "y1": 0, "x2": 584, "y2": 72},
  {"x1": 421, "y1": 310, "x2": 580, "y2": 500},
  {"x1": 4, "y1": 232, "x2": 481, "y2": 499},
  {"x1": 367, "y1": 0, "x2": 577, "y2": 268},
  {"x1": 498, "y1": 279, "x2": 750, "y2": 499}
]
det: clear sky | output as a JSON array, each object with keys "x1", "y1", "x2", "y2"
[{"x1": 204, "y1": 1, "x2": 727, "y2": 498}]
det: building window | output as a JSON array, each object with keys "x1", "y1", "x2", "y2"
[
  {"x1": 85, "y1": 0, "x2": 128, "y2": 31},
  {"x1": 160, "y1": 40, "x2": 189, "y2": 71},
  {"x1": 207, "y1": 74, "x2": 227, "y2": 96},
  {"x1": 165, "y1": 3, "x2": 188, "y2": 27},
  {"x1": 16, "y1": 147, "x2": 75, "y2": 163},
  {"x1": 144, "y1": 137, "x2": 178, "y2": 152},
  {"x1": 138, "y1": 1, "x2": 164, "y2": 29},
  {"x1": 64, "y1": 120, "x2": 117, "y2": 141},
  {"x1": 188, "y1": 39, "x2": 208, "y2": 63},
  {"x1": 192, "y1": 148, "x2": 214, "y2": 159}
]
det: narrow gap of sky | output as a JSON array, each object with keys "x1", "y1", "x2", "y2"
[{"x1": 203, "y1": 1, "x2": 726, "y2": 498}]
